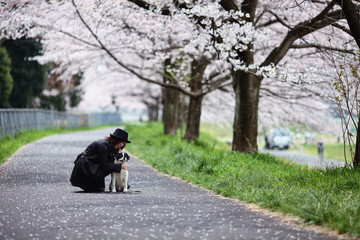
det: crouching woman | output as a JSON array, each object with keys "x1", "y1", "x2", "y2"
[{"x1": 70, "y1": 128, "x2": 131, "y2": 192}]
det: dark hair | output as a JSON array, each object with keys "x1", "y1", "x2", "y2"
[{"x1": 106, "y1": 136, "x2": 126, "y2": 146}]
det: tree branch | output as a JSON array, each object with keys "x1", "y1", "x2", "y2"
[
  {"x1": 36, "y1": 23, "x2": 100, "y2": 48},
  {"x1": 331, "y1": 22, "x2": 353, "y2": 36},
  {"x1": 291, "y1": 43, "x2": 356, "y2": 54},
  {"x1": 127, "y1": 0, "x2": 187, "y2": 15},
  {"x1": 257, "y1": 19, "x2": 279, "y2": 28},
  {"x1": 260, "y1": 87, "x2": 315, "y2": 100},
  {"x1": 219, "y1": 0, "x2": 239, "y2": 11},
  {"x1": 71, "y1": 0, "x2": 204, "y2": 98},
  {"x1": 267, "y1": 10, "x2": 292, "y2": 29},
  {"x1": 261, "y1": 1, "x2": 343, "y2": 67}
]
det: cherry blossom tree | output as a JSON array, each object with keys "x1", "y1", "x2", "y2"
[
  {"x1": 1, "y1": 1, "x2": 243, "y2": 139},
  {"x1": 1, "y1": 0, "x2": 252, "y2": 140},
  {"x1": 120, "y1": 0, "x2": 352, "y2": 152},
  {"x1": 0, "y1": 0, "x2": 354, "y2": 154},
  {"x1": 215, "y1": 0, "x2": 350, "y2": 153}
]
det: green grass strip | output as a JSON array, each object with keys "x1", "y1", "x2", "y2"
[{"x1": 125, "y1": 122, "x2": 360, "y2": 237}]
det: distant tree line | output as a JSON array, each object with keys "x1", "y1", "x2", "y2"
[{"x1": 0, "y1": 38, "x2": 82, "y2": 110}]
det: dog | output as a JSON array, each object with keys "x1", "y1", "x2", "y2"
[{"x1": 109, "y1": 152, "x2": 130, "y2": 193}]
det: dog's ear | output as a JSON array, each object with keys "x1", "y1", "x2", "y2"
[
  {"x1": 115, "y1": 152, "x2": 124, "y2": 160},
  {"x1": 124, "y1": 153, "x2": 130, "y2": 161}
]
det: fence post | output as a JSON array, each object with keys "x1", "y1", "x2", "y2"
[{"x1": 0, "y1": 111, "x2": 5, "y2": 137}]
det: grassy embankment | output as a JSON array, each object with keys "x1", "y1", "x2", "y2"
[{"x1": 125, "y1": 122, "x2": 360, "y2": 237}]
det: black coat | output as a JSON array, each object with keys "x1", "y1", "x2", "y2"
[{"x1": 70, "y1": 139, "x2": 122, "y2": 191}]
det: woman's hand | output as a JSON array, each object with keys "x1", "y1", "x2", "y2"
[{"x1": 121, "y1": 162, "x2": 127, "y2": 170}]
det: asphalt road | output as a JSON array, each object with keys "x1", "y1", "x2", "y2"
[
  {"x1": 0, "y1": 128, "x2": 339, "y2": 240},
  {"x1": 262, "y1": 149, "x2": 345, "y2": 169}
]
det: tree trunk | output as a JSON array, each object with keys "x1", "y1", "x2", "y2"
[
  {"x1": 162, "y1": 59, "x2": 179, "y2": 136},
  {"x1": 232, "y1": 70, "x2": 261, "y2": 153},
  {"x1": 353, "y1": 116, "x2": 360, "y2": 168},
  {"x1": 146, "y1": 102, "x2": 159, "y2": 121},
  {"x1": 162, "y1": 86, "x2": 179, "y2": 135},
  {"x1": 183, "y1": 95, "x2": 203, "y2": 140},
  {"x1": 229, "y1": 0, "x2": 261, "y2": 153},
  {"x1": 177, "y1": 94, "x2": 187, "y2": 133},
  {"x1": 334, "y1": 0, "x2": 360, "y2": 48},
  {"x1": 183, "y1": 56, "x2": 209, "y2": 141}
]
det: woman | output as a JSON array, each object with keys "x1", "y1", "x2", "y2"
[{"x1": 70, "y1": 128, "x2": 131, "y2": 192}]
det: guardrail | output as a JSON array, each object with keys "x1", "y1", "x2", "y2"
[{"x1": 0, "y1": 109, "x2": 122, "y2": 137}]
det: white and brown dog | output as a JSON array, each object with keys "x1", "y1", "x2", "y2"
[{"x1": 110, "y1": 152, "x2": 130, "y2": 193}]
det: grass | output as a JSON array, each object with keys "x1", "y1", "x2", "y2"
[
  {"x1": 0, "y1": 125, "x2": 112, "y2": 165},
  {"x1": 126, "y1": 122, "x2": 360, "y2": 237},
  {"x1": 200, "y1": 122, "x2": 232, "y2": 144}
]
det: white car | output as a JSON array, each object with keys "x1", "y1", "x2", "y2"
[{"x1": 265, "y1": 128, "x2": 291, "y2": 150}]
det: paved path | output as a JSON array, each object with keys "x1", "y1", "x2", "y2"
[
  {"x1": 262, "y1": 149, "x2": 345, "y2": 169},
  {"x1": 0, "y1": 128, "x2": 339, "y2": 239}
]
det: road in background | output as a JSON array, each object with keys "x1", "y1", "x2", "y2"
[{"x1": 262, "y1": 149, "x2": 345, "y2": 169}]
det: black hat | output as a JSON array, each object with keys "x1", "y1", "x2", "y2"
[{"x1": 110, "y1": 128, "x2": 131, "y2": 143}]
